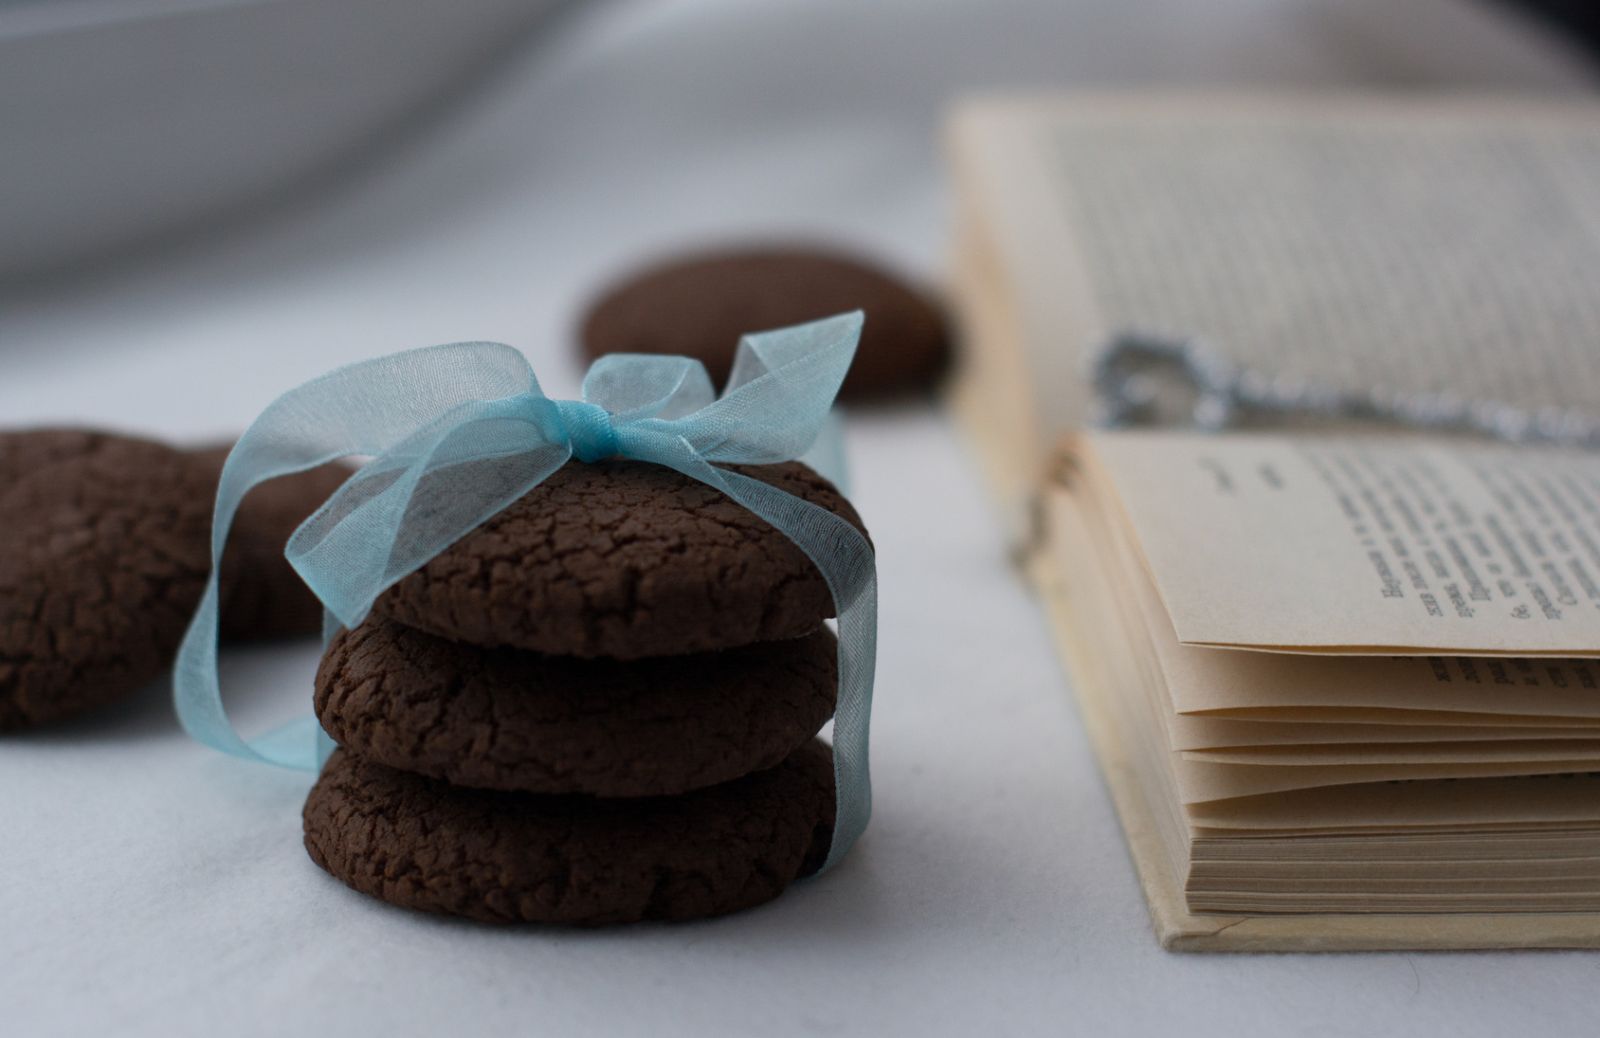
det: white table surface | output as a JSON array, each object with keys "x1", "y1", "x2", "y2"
[{"x1": 4, "y1": 2, "x2": 1599, "y2": 1035}]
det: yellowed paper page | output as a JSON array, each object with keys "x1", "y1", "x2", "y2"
[
  {"x1": 1186, "y1": 739, "x2": 1600, "y2": 766},
  {"x1": 1189, "y1": 831, "x2": 1600, "y2": 863},
  {"x1": 1080, "y1": 439, "x2": 1600, "y2": 724},
  {"x1": 1203, "y1": 706, "x2": 1600, "y2": 726},
  {"x1": 1175, "y1": 755, "x2": 1600, "y2": 805},
  {"x1": 1169, "y1": 714, "x2": 1596, "y2": 750},
  {"x1": 1091, "y1": 430, "x2": 1600, "y2": 656},
  {"x1": 1186, "y1": 773, "x2": 1600, "y2": 831},
  {"x1": 1164, "y1": 652, "x2": 1600, "y2": 723}
]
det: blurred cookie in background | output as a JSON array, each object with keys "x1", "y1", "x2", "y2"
[{"x1": 579, "y1": 245, "x2": 950, "y2": 400}]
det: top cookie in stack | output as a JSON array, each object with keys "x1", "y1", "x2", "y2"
[{"x1": 304, "y1": 457, "x2": 869, "y2": 925}]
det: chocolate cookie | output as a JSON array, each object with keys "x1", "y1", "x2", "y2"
[
  {"x1": 0, "y1": 429, "x2": 346, "y2": 728},
  {"x1": 579, "y1": 246, "x2": 950, "y2": 399},
  {"x1": 371, "y1": 459, "x2": 866, "y2": 659},
  {"x1": 0, "y1": 433, "x2": 217, "y2": 728},
  {"x1": 315, "y1": 618, "x2": 837, "y2": 796},
  {"x1": 0, "y1": 427, "x2": 123, "y2": 484},
  {"x1": 303, "y1": 741, "x2": 836, "y2": 925}
]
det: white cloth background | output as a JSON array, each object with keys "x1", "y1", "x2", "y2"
[{"x1": 3, "y1": 1, "x2": 1598, "y2": 1035}]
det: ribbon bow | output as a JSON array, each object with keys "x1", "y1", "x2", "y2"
[{"x1": 174, "y1": 312, "x2": 876, "y2": 872}]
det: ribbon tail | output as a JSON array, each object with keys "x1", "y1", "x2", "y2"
[
  {"x1": 175, "y1": 474, "x2": 346, "y2": 771},
  {"x1": 174, "y1": 431, "x2": 406, "y2": 769},
  {"x1": 799, "y1": 408, "x2": 850, "y2": 494},
  {"x1": 717, "y1": 468, "x2": 876, "y2": 872},
  {"x1": 647, "y1": 443, "x2": 877, "y2": 872}
]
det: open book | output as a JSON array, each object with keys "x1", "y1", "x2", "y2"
[
  {"x1": 950, "y1": 93, "x2": 1600, "y2": 542},
  {"x1": 947, "y1": 94, "x2": 1600, "y2": 950}
]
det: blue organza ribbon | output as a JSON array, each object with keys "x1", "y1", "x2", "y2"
[{"x1": 173, "y1": 312, "x2": 876, "y2": 871}]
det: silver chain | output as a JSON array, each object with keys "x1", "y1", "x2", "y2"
[{"x1": 1090, "y1": 331, "x2": 1600, "y2": 449}]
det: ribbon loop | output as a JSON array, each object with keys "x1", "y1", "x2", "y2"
[
  {"x1": 667, "y1": 311, "x2": 863, "y2": 465},
  {"x1": 582, "y1": 353, "x2": 716, "y2": 420},
  {"x1": 175, "y1": 312, "x2": 876, "y2": 873}
]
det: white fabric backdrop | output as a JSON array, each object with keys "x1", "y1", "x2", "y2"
[{"x1": 3, "y1": 1, "x2": 1598, "y2": 1035}]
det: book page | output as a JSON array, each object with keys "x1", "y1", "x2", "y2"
[
  {"x1": 1078, "y1": 434, "x2": 1600, "y2": 725},
  {"x1": 1091, "y1": 430, "x2": 1600, "y2": 655},
  {"x1": 1186, "y1": 740, "x2": 1600, "y2": 767},
  {"x1": 1177, "y1": 754, "x2": 1600, "y2": 804},
  {"x1": 953, "y1": 94, "x2": 1600, "y2": 434},
  {"x1": 1169, "y1": 714, "x2": 1599, "y2": 750},
  {"x1": 1064, "y1": 443, "x2": 1600, "y2": 805},
  {"x1": 1188, "y1": 774, "x2": 1600, "y2": 832}
]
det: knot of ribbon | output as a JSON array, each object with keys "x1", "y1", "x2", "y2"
[
  {"x1": 555, "y1": 400, "x2": 621, "y2": 462},
  {"x1": 174, "y1": 312, "x2": 876, "y2": 872}
]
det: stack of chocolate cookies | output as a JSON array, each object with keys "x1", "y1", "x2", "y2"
[{"x1": 303, "y1": 458, "x2": 868, "y2": 925}]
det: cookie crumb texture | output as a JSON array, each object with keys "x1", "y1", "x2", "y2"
[
  {"x1": 316, "y1": 618, "x2": 837, "y2": 796},
  {"x1": 580, "y1": 246, "x2": 950, "y2": 399},
  {"x1": 372, "y1": 459, "x2": 866, "y2": 659},
  {"x1": 0, "y1": 429, "x2": 346, "y2": 729},
  {"x1": 0, "y1": 433, "x2": 213, "y2": 728},
  {"x1": 303, "y1": 742, "x2": 836, "y2": 925}
]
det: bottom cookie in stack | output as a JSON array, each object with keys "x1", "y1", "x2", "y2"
[
  {"x1": 304, "y1": 741, "x2": 835, "y2": 926},
  {"x1": 304, "y1": 618, "x2": 839, "y2": 925}
]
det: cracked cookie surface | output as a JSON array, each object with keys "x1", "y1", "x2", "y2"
[
  {"x1": 370, "y1": 459, "x2": 866, "y2": 659},
  {"x1": 0, "y1": 433, "x2": 216, "y2": 728},
  {"x1": 579, "y1": 246, "x2": 951, "y2": 399},
  {"x1": 316, "y1": 618, "x2": 837, "y2": 796},
  {"x1": 303, "y1": 741, "x2": 835, "y2": 925},
  {"x1": 0, "y1": 428, "x2": 347, "y2": 728}
]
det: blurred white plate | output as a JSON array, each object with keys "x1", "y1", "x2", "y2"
[{"x1": 0, "y1": 0, "x2": 564, "y2": 280}]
